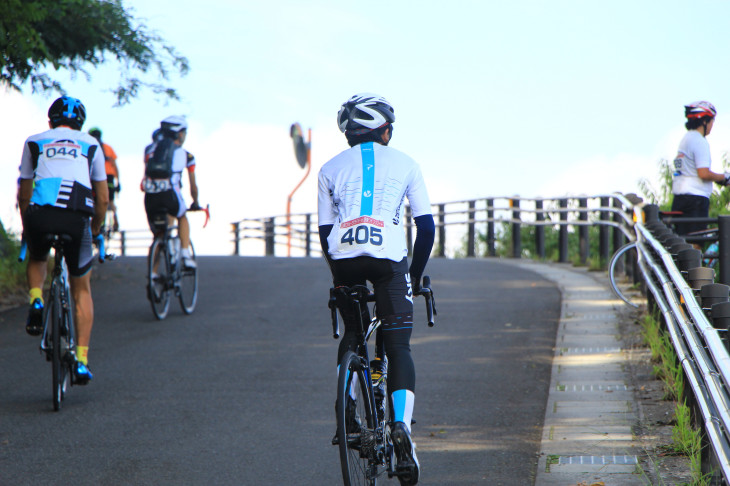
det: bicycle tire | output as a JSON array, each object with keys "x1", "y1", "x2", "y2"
[
  {"x1": 609, "y1": 242, "x2": 639, "y2": 308},
  {"x1": 178, "y1": 241, "x2": 198, "y2": 314},
  {"x1": 148, "y1": 238, "x2": 171, "y2": 320},
  {"x1": 51, "y1": 281, "x2": 63, "y2": 411},
  {"x1": 337, "y1": 351, "x2": 378, "y2": 486}
]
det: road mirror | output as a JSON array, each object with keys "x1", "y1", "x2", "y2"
[{"x1": 290, "y1": 123, "x2": 308, "y2": 168}]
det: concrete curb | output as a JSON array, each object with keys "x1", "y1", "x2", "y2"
[{"x1": 508, "y1": 261, "x2": 650, "y2": 486}]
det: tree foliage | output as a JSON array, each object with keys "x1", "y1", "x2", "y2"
[{"x1": 0, "y1": 0, "x2": 189, "y2": 105}]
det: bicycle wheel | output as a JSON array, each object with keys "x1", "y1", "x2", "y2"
[
  {"x1": 178, "y1": 241, "x2": 198, "y2": 314},
  {"x1": 148, "y1": 238, "x2": 171, "y2": 320},
  {"x1": 50, "y1": 281, "x2": 63, "y2": 411},
  {"x1": 337, "y1": 351, "x2": 378, "y2": 486}
]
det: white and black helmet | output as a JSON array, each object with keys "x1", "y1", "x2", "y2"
[
  {"x1": 337, "y1": 93, "x2": 395, "y2": 134},
  {"x1": 160, "y1": 115, "x2": 188, "y2": 132}
]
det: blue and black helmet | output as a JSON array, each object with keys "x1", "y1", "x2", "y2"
[{"x1": 48, "y1": 96, "x2": 86, "y2": 129}]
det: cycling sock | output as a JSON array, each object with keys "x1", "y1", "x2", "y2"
[
  {"x1": 76, "y1": 346, "x2": 89, "y2": 365},
  {"x1": 181, "y1": 248, "x2": 192, "y2": 258},
  {"x1": 392, "y1": 389, "x2": 415, "y2": 431},
  {"x1": 29, "y1": 287, "x2": 43, "y2": 305}
]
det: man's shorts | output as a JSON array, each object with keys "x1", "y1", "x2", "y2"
[
  {"x1": 671, "y1": 194, "x2": 710, "y2": 235},
  {"x1": 23, "y1": 205, "x2": 93, "y2": 277},
  {"x1": 144, "y1": 189, "x2": 186, "y2": 231},
  {"x1": 330, "y1": 256, "x2": 413, "y2": 317},
  {"x1": 107, "y1": 175, "x2": 118, "y2": 203}
]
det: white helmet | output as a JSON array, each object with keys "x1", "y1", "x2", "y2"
[
  {"x1": 161, "y1": 115, "x2": 188, "y2": 132},
  {"x1": 337, "y1": 93, "x2": 395, "y2": 134},
  {"x1": 684, "y1": 101, "x2": 716, "y2": 120}
]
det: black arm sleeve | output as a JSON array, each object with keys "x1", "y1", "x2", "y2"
[
  {"x1": 318, "y1": 224, "x2": 335, "y2": 274},
  {"x1": 409, "y1": 214, "x2": 435, "y2": 290}
]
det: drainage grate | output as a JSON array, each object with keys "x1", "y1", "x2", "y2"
[{"x1": 558, "y1": 455, "x2": 637, "y2": 465}]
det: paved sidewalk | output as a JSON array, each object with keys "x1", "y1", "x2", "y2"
[{"x1": 510, "y1": 261, "x2": 649, "y2": 486}]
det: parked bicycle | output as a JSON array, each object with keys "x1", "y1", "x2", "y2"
[
  {"x1": 146, "y1": 204, "x2": 208, "y2": 320},
  {"x1": 328, "y1": 277, "x2": 435, "y2": 486},
  {"x1": 19, "y1": 234, "x2": 107, "y2": 411}
]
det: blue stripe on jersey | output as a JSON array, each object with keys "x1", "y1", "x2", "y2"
[
  {"x1": 31, "y1": 178, "x2": 63, "y2": 206},
  {"x1": 360, "y1": 142, "x2": 375, "y2": 216}
]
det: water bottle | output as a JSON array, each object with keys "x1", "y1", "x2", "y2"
[{"x1": 168, "y1": 238, "x2": 178, "y2": 264}]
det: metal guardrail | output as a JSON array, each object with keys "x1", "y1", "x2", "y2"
[
  {"x1": 619, "y1": 204, "x2": 730, "y2": 483},
  {"x1": 230, "y1": 193, "x2": 640, "y2": 265}
]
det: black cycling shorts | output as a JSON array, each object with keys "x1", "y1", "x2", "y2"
[
  {"x1": 671, "y1": 194, "x2": 710, "y2": 235},
  {"x1": 23, "y1": 205, "x2": 93, "y2": 277},
  {"x1": 144, "y1": 190, "x2": 184, "y2": 231},
  {"x1": 330, "y1": 256, "x2": 413, "y2": 317},
  {"x1": 107, "y1": 174, "x2": 117, "y2": 202}
]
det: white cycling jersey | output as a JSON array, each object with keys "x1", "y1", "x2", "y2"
[
  {"x1": 672, "y1": 130, "x2": 713, "y2": 197},
  {"x1": 318, "y1": 141, "x2": 431, "y2": 262},
  {"x1": 19, "y1": 127, "x2": 107, "y2": 215},
  {"x1": 142, "y1": 142, "x2": 196, "y2": 194}
]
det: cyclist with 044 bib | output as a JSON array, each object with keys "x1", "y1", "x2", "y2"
[
  {"x1": 143, "y1": 116, "x2": 200, "y2": 271},
  {"x1": 318, "y1": 93, "x2": 435, "y2": 485},
  {"x1": 17, "y1": 96, "x2": 109, "y2": 384}
]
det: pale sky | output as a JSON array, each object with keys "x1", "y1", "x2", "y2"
[{"x1": 3, "y1": 0, "x2": 730, "y2": 255}]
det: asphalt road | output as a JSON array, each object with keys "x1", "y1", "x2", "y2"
[{"x1": 0, "y1": 256, "x2": 560, "y2": 485}]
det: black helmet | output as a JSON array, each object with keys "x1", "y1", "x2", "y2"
[
  {"x1": 48, "y1": 96, "x2": 86, "y2": 129},
  {"x1": 337, "y1": 93, "x2": 395, "y2": 135},
  {"x1": 88, "y1": 127, "x2": 102, "y2": 140}
]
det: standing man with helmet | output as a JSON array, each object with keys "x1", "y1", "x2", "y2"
[
  {"x1": 143, "y1": 115, "x2": 199, "y2": 269},
  {"x1": 17, "y1": 96, "x2": 109, "y2": 384},
  {"x1": 671, "y1": 101, "x2": 729, "y2": 235},
  {"x1": 318, "y1": 93, "x2": 435, "y2": 485},
  {"x1": 88, "y1": 127, "x2": 121, "y2": 231}
]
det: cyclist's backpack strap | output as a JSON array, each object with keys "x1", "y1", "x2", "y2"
[{"x1": 145, "y1": 137, "x2": 176, "y2": 179}]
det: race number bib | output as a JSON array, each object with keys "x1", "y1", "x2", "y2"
[
  {"x1": 143, "y1": 178, "x2": 172, "y2": 193},
  {"x1": 334, "y1": 216, "x2": 386, "y2": 254}
]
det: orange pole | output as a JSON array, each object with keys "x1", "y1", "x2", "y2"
[{"x1": 287, "y1": 129, "x2": 312, "y2": 256}]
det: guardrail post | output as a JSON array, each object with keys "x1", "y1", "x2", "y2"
[
  {"x1": 612, "y1": 198, "x2": 625, "y2": 274},
  {"x1": 599, "y1": 197, "x2": 609, "y2": 267},
  {"x1": 559, "y1": 199, "x2": 568, "y2": 263},
  {"x1": 719, "y1": 215, "x2": 730, "y2": 285},
  {"x1": 438, "y1": 203, "x2": 446, "y2": 257},
  {"x1": 579, "y1": 197, "x2": 588, "y2": 265},
  {"x1": 232, "y1": 222, "x2": 240, "y2": 256},
  {"x1": 487, "y1": 198, "x2": 495, "y2": 257},
  {"x1": 467, "y1": 201, "x2": 475, "y2": 257},
  {"x1": 120, "y1": 230, "x2": 126, "y2": 257},
  {"x1": 305, "y1": 214, "x2": 311, "y2": 257},
  {"x1": 511, "y1": 198, "x2": 521, "y2": 258},
  {"x1": 265, "y1": 218, "x2": 275, "y2": 256},
  {"x1": 536, "y1": 199, "x2": 545, "y2": 259}
]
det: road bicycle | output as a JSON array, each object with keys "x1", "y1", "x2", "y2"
[
  {"x1": 19, "y1": 234, "x2": 107, "y2": 411},
  {"x1": 328, "y1": 277, "x2": 436, "y2": 486},
  {"x1": 146, "y1": 205, "x2": 208, "y2": 320}
]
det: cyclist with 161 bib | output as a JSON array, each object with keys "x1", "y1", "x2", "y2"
[
  {"x1": 318, "y1": 93, "x2": 435, "y2": 485},
  {"x1": 17, "y1": 96, "x2": 109, "y2": 384}
]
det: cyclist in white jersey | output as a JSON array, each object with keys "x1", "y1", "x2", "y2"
[
  {"x1": 17, "y1": 96, "x2": 109, "y2": 384},
  {"x1": 318, "y1": 93, "x2": 435, "y2": 485},
  {"x1": 143, "y1": 116, "x2": 200, "y2": 269},
  {"x1": 671, "y1": 101, "x2": 729, "y2": 235}
]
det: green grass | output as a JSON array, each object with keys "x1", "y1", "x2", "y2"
[{"x1": 640, "y1": 312, "x2": 713, "y2": 485}]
